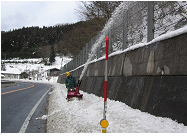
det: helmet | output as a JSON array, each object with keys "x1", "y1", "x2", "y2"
[{"x1": 66, "y1": 72, "x2": 71, "y2": 77}]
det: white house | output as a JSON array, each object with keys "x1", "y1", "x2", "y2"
[{"x1": 1, "y1": 67, "x2": 21, "y2": 79}]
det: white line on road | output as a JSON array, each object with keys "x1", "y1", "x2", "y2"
[{"x1": 19, "y1": 87, "x2": 52, "y2": 133}]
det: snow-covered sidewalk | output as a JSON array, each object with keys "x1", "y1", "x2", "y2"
[{"x1": 47, "y1": 83, "x2": 187, "y2": 133}]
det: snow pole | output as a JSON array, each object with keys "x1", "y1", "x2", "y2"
[{"x1": 100, "y1": 36, "x2": 109, "y2": 133}]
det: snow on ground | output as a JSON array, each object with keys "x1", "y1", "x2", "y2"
[
  {"x1": 47, "y1": 83, "x2": 187, "y2": 133},
  {"x1": 2, "y1": 58, "x2": 42, "y2": 63},
  {"x1": 42, "y1": 56, "x2": 72, "y2": 71},
  {"x1": 1, "y1": 66, "x2": 21, "y2": 74},
  {"x1": 2, "y1": 56, "x2": 71, "y2": 73}
]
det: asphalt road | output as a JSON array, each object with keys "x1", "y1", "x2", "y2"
[{"x1": 1, "y1": 81, "x2": 52, "y2": 133}]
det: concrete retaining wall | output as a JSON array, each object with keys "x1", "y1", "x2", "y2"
[{"x1": 58, "y1": 33, "x2": 187, "y2": 125}]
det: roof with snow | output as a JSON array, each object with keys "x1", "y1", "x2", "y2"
[
  {"x1": 47, "y1": 68, "x2": 61, "y2": 71},
  {"x1": 1, "y1": 67, "x2": 21, "y2": 75}
]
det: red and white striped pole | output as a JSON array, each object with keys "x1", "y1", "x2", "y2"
[
  {"x1": 100, "y1": 36, "x2": 109, "y2": 133},
  {"x1": 104, "y1": 36, "x2": 109, "y2": 115}
]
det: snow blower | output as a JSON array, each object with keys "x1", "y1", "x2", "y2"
[{"x1": 67, "y1": 80, "x2": 83, "y2": 101}]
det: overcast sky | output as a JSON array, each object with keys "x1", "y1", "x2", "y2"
[{"x1": 1, "y1": 1, "x2": 81, "y2": 31}]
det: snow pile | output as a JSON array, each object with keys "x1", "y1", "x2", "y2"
[
  {"x1": 47, "y1": 83, "x2": 187, "y2": 133},
  {"x1": 36, "y1": 115, "x2": 48, "y2": 120}
]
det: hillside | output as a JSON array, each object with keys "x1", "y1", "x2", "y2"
[{"x1": 1, "y1": 18, "x2": 106, "y2": 59}]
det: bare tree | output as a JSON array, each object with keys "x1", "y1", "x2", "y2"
[{"x1": 77, "y1": 1, "x2": 122, "y2": 20}]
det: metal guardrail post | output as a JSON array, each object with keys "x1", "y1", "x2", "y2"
[
  {"x1": 147, "y1": 1, "x2": 154, "y2": 42},
  {"x1": 108, "y1": 28, "x2": 113, "y2": 54},
  {"x1": 97, "y1": 46, "x2": 99, "y2": 59},
  {"x1": 122, "y1": 9, "x2": 128, "y2": 50}
]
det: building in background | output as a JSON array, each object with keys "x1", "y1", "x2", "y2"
[
  {"x1": 1, "y1": 68, "x2": 21, "y2": 79},
  {"x1": 46, "y1": 68, "x2": 61, "y2": 77}
]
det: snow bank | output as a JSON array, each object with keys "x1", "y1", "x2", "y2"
[{"x1": 47, "y1": 83, "x2": 187, "y2": 133}]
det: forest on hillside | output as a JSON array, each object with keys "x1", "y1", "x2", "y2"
[
  {"x1": 1, "y1": 19, "x2": 106, "y2": 59},
  {"x1": 1, "y1": 1, "x2": 121, "y2": 59}
]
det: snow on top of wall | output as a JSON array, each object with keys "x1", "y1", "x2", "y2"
[
  {"x1": 63, "y1": 25, "x2": 187, "y2": 75},
  {"x1": 148, "y1": 25, "x2": 187, "y2": 45},
  {"x1": 109, "y1": 25, "x2": 187, "y2": 59}
]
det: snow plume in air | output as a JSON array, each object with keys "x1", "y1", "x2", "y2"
[{"x1": 79, "y1": 2, "x2": 130, "y2": 80}]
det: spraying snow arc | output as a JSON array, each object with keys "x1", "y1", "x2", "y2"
[{"x1": 79, "y1": 2, "x2": 130, "y2": 81}]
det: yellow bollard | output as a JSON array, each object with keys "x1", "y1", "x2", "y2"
[{"x1": 100, "y1": 119, "x2": 109, "y2": 133}]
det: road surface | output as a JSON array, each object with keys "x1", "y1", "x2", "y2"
[{"x1": 1, "y1": 81, "x2": 51, "y2": 133}]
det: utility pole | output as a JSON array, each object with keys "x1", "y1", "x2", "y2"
[{"x1": 147, "y1": 1, "x2": 154, "y2": 42}]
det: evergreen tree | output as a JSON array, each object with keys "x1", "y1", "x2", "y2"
[
  {"x1": 1, "y1": 19, "x2": 104, "y2": 58},
  {"x1": 49, "y1": 45, "x2": 56, "y2": 65}
]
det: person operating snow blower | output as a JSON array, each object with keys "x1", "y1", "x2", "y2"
[
  {"x1": 65, "y1": 72, "x2": 83, "y2": 101},
  {"x1": 65, "y1": 72, "x2": 77, "y2": 93}
]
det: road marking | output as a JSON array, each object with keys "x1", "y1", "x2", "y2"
[
  {"x1": 19, "y1": 87, "x2": 51, "y2": 133},
  {"x1": 1, "y1": 84, "x2": 35, "y2": 95}
]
